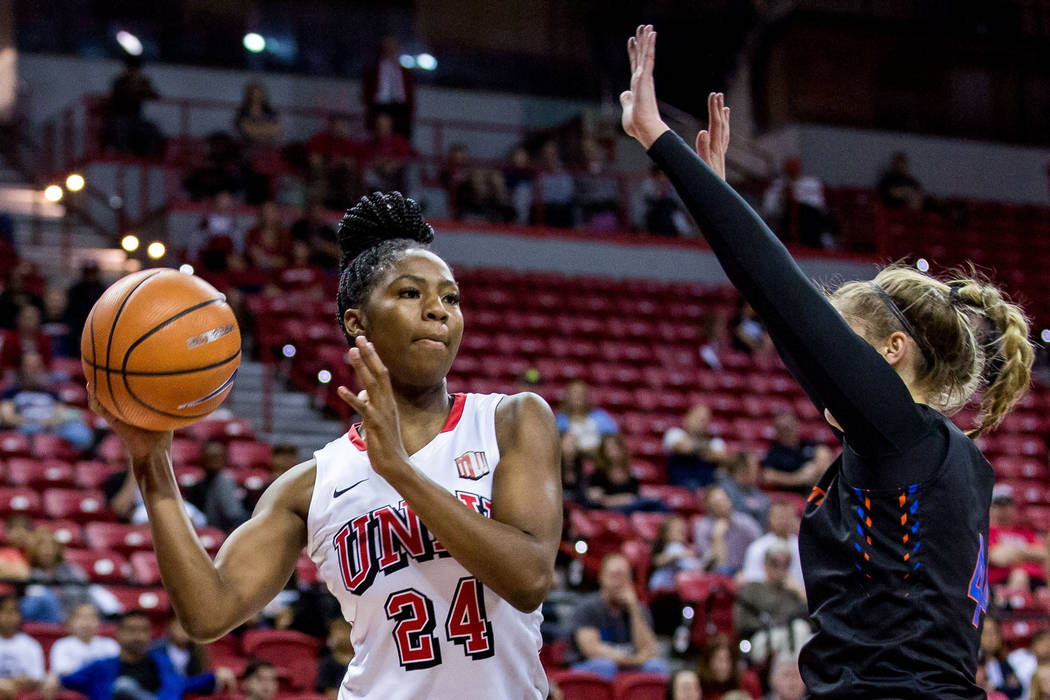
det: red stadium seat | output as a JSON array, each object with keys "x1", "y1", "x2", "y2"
[
  {"x1": 4, "y1": 458, "x2": 74, "y2": 488},
  {"x1": 22, "y1": 621, "x2": 66, "y2": 658},
  {"x1": 228, "y1": 441, "x2": 273, "y2": 471},
  {"x1": 97, "y1": 434, "x2": 127, "y2": 464},
  {"x1": 43, "y1": 489, "x2": 113, "y2": 522},
  {"x1": 539, "y1": 638, "x2": 569, "y2": 670},
  {"x1": 629, "y1": 512, "x2": 668, "y2": 542},
  {"x1": 243, "y1": 630, "x2": 322, "y2": 690},
  {"x1": 296, "y1": 555, "x2": 318, "y2": 586},
  {"x1": 174, "y1": 466, "x2": 205, "y2": 489},
  {"x1": 638, "y1": 485, "x2": 699, "y2": 516},
  {"x1": 38, "y1": 520, "x2": 82, "y2": 546},
  {"x1": 74, "y1": 461, "x2": 123, "y2": 489},
  {"x1": 106, "y1": 585, "x2": 170, "y2": 619},
  {"x1": 170, "y1": 438, "x2": 202, "y2": 466},
  {"x1": 547, "y1": 670, "x2": 613, "y2": 700},
  {"x1": 612, "y1": 672, "x2": 669, "y2": 700},
  {"x1": 64, "y1": 549, "x2": 129, "y2": 583},
  {"x1": 32, "y1": 434, "x2": 77, "y2": 460},
  {"x1": 0, "y1": 432, "x2": 31, "y2": 458},
  {"x1": 85, "y1": 522, "x2": 153, "y2": 553},
  {"x1": 0, "y1": 488, "x2": 42, "y2": 517},
  {"x1": 620, "y1": 539, "x2": 652, "y2": 595},
  {"x1": 675, "y1": 572, "x2": 737, "y2": 648},
  {"x1": 196, "y1": 527, "x2": 226, "y2": 553},
  {"x1": 130, "y1": 551, "x2": 162, "y2": 585}
]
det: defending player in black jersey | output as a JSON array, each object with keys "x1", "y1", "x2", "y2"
[{"x1": 620, "y1": 25, "x2": 1034, "y2": 699}]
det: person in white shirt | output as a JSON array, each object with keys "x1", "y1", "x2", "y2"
[
  {"x1": 739, "y1": 501, "x2": 805, "y2": 596},
  {"x1": 48, "y1": 603, "x2": 119, "y2": 676},
  {"x1": 0, "y1": 595, "x2": 45, "y2": 696},
  {"x1": 1008, "y1": 629, "x2": 1050, "y2": 700}
]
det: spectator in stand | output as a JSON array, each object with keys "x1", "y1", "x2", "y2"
[
  {"x1": 694, "y1": 486, "x2": 761, "y2": 575},
  {"x1": 1, "y1": 304, "x2": 52, "y2": 373},
  {"x1": 48, "y1": 604, "x2": 119, "y2": 677},
  {"x1": 559, "y1": 432, "x2": 587, "y2": 506},
  {"x1": 733, "y1": 543, "x2": 809, "y2": 659},
  {"x1": 982, "y1": 616, "x2": 1024, "y2": 700},
  {"x1": 648, "y1": 515, "x2": 700, "y2": 589},
  {"x1": 308, "y1": 115, "x2": 362, "y2": 211},
  {"x1": 877, "y1": 152, "x2": 926, "y2": 211},
  {"x1": 63, "y1": 262, "x2": 105, "y2": 358},
  {"x1": 241, "y1": 658, "x2": 278, "y2": 700},
  {"x1": 762, "y1": 654, "x2": 806, "y2": 700},
  {"x1": 586, "y1": 433, "x2": 667, "y2": 514},
  {"x1": 23, "y1": 527, "x2": 91, "y2": 622},
  {"x1": 1029, "y1": 664, "x2": 1050, "y2": 700},
  {"x1": 104, "y1": 468, "x2": 207, "y2": 528},
  {"x1": 361, "y1": 36, "x2": 415, "y2": 138},
  {"x1": 697, "y1": 311, "x2": 727, "y2": 370},
  {"x1": 0, "y1": 263, "x2": 43, "y2": 331},
  {"x1": 576, "y1": 137, "x2": 620, "y2": 231},
  {"x1": 361, "y1": 113, "x2": 414, "y2": 195},
  {"x1": 503, "y1": 145, "x2": 534, "y2": 225},
  {"x1": 235, "y1": 83, "x2": 282, "y2": 148},
  {"x1": 698, "y1": 633, "x2": 760, "y2": 699},
  {"x1": 761, "y1": 157, "x2": 834, "y2": 249},
  {"x1": 1009, "y1": 629, "x2": 1050, "y2": 700},
  {"x1": 269, "y1": 443, "x2": 300, "y2": 480},
  {"x1": 102, "y1": 56, "x2": 162, "y2": 158},
  {"x1": 739, "y1": 501, "x2": 804, "y2": 593},
  {"x1": 244, "y1": 201, "x2": 290, "y2": 271},
  {"x1": 718, "y1": 452, "x2": 771, "y2": 527},
  {"x1": 555, "y1": 379, "x2": 618, "y2": 459},
  {"x1": 989, "y1": 484, "x2": 1047, "y2": 593},
  {"x1": 0, "y1": 595, "x2": 44, "y2": 697},
  {"x1": 761, "y1": 412, "x2": 833, "y2": 494},
  {"x1": 290, "y1": 202, "x2": 340, "y2": 270},
  {"x1": 641, "y1": 164, "x2": 690, "y2": 236},
  {"x1": 664, "y1": 403, "x2": 727, "y2": 489},
  {"x1": 537, "y1": 140, "x2": 575, "y2": 228},
  {"x1": 193, "y1": 190, "x2": 244, "y2": 272},
  {"x1": 0, "y1": 352, "x2": 92, "y2": 452},
  {"x1": 0, "y1": 516, "x2": 31, "y2": 581},
  {"x1": 666, "y1": 669, "x2": 702, "y2": 700},
  {"x1": 154, "y1": 617, "x2": 207, "y2": 678},
  {"x1": 728, "y1": 299, "x2": 770, "y2": 356},
  {"x1": 59, "y1": 609, "x2": 230, "y2": 700},
  {"x1": 441, "y1": 144, "x2": 514, "y2": 223},
  {"x1": 316, "y1": 618, "x2": 354, "y2": 699},
  {"x1": 40, "y1": 287, "x2": 71, "y2": 358},
  {"x1": 568, "y1": 553, "x2": 668, "y2": 681},
  {"x1": 184, "y1": 439, "x2": 249, "y2": 532},
  {"x1": 183, "y1": 132, "x2": 244, "y2": 201}
]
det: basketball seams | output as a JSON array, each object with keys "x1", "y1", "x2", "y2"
[
  {"x1": 104, "y1": 270, "x2": 163, "y2": 421},
  {"x1": 123, "y1": 362, "x2": 239, "y2": 420},
  {"x1": 120, "y1": 296, "x2": 233, "y2": 424},
  {"x1": 82, "y1": 349, "x2": 242, "y2": 377}
]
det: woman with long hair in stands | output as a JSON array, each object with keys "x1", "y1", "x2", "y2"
[
  {"x1": 621, "y1": 24, "x2": 1033, "y2": 698},
  {"x1": 88, "y1": 191, "x2": 561, "y2": 698}
]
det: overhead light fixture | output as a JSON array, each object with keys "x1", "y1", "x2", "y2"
[
  {"x1": 116, "y1": 31, "x2": 143, "y2": 56},
  {"x1": 243, "y1": 33, "x2": 266, "y2": 53}
]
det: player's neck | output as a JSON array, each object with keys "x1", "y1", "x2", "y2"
[{"x1": 390, "y1": 380, "x2": 454, "y2": 453}]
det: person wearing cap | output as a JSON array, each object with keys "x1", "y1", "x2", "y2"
[
  {"x1": 733, "y1": 543, "x2": 810, "y2": 663},
  {"x1": 989, "y1": 484, "x2": 1046, "y2": 592}
]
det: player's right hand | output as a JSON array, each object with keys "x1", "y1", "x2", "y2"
[
  {"x1": 620, "y1": 24, "x2": 669, "y2": 149},
  {"x1": 87, "y1": 383, "x2": 173, "y2": 461},
  {"x1": 695, "y1": 92, "x2": 730, "y2": 180}
]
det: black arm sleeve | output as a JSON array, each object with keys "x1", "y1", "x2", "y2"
[{"x1": 647, "y1": 130, "x2": 929, "y2": 455}]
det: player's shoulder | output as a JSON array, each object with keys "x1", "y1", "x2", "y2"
[
  {"x1": 255, "y1": 458, "x2": 317, "y2": 520},
  {"x1": 494, "y1": 391, "x2": 555, "y2": 431}
]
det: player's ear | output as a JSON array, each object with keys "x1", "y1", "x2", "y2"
[
  {"x1": 882, "y1": 330, "x2": 910, "y2": 367},
  {"x1": 343, "y1": 308, "x2": 366, "y2": 339}
]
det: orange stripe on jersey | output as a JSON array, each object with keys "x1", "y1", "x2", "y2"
[
  {"x1": 898, "y1": 493, "x2": 906, "y2": 507},
  {"x1": 900, "y1": 514, "x2": 908, "y2": 526},
  {"x1": 808, "y1": 486, "x2": 826, "y2": 503}
]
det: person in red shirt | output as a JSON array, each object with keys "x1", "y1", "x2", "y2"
[
  {"x1": 988, "y1": 483, "x2": 1047, "y2": 592},
  {"x1": 0, "y1": 304, "x2": 52, "y2": 374},
  {"x1": 243, "y1": 201, "x2": 290, "y2": 270}
]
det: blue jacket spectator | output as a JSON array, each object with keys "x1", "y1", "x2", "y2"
[{"x1": 555, "y1": 379, "x2": 618, "y2": 457}]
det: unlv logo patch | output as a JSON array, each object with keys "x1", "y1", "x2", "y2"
[{"x1": 455, "y1": 451, "x2": 490, "y2": 480}]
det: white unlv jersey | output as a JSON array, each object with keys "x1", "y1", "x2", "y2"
[{"x1": 307, "y1": 392, "x2": 548, "y2": 699}]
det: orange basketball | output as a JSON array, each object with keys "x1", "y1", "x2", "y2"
[{"x1": 81, "y1": 268, "x2": 241, "y2": 431}]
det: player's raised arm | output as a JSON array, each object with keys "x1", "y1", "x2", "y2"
[
  {"x1": 620, "y1": 25, "x2": 926, "y2": 456},
  {"x1": 88, "y1": 393, "x2": 309, "y2": 642}
]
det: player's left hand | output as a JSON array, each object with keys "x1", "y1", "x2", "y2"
[
  {"x1": 337, "y1": 335, "x2": 413, "y2": 483},
  {"x1": 620, "y1": 24, "x2": 669, "y2": 149},
  {"x1": 695, "y1": 91, "x2": 730, "y2": 180}
]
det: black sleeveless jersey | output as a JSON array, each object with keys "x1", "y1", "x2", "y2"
[
  {"x1": 648, "y1": 131, "x2": 994, "y2": 699},
  {"x1": 800, "y1": 407, "x2": 991, "y2": 699}
]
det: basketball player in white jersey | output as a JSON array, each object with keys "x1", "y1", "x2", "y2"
[{"x1": 88, "y1": 191, "x2": 562, "y2": 699}]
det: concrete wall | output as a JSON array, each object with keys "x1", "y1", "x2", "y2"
[{"x1": 759, "y1": 123, "x2": 1050, "y2": 205}]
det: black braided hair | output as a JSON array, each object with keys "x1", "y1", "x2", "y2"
[{"x1": 336, "y1": 191, "x2": 435, "y2": 344}]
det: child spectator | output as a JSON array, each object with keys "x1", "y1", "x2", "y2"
[
  {"x1": 48, "y1": 604, "x2": 119, "y2": 676},
  {"x1": 648, "y1": 516, "x2": 700, "y2": 589}
]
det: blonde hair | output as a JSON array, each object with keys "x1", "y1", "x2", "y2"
[
  {"x1": 829, "y1": 265, "x2": 1033, "y2": 437},
  {"x1": 1030, "y1": 664, "x2": 1050, "y2": 700}
]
